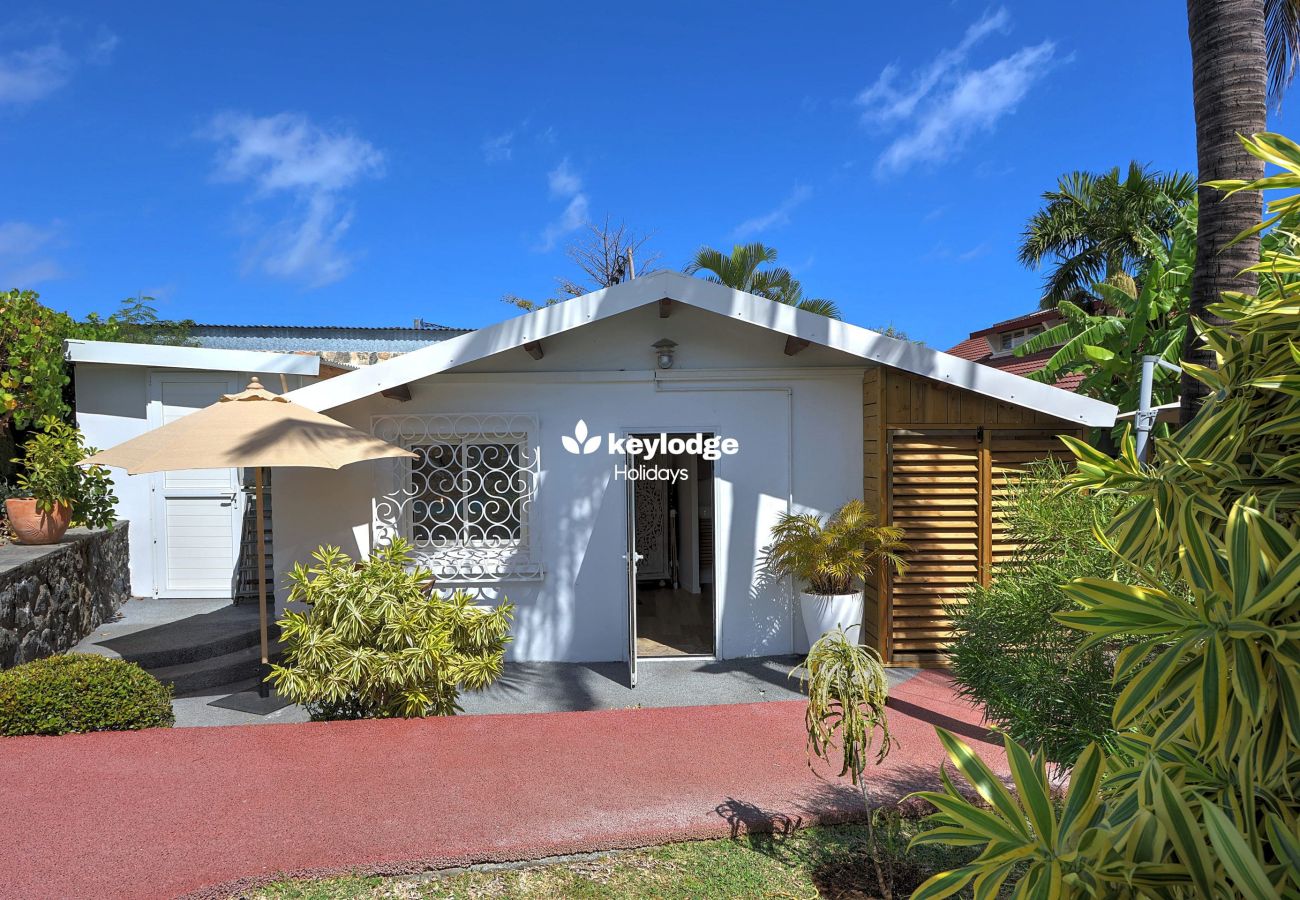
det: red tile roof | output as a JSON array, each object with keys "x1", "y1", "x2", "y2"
[
  {"x1": 946, "y1": 322, "x2": 1084, "y2": 392},
  {"x1": 946, "y1": 335, "x2": 991, "y2": 362}
]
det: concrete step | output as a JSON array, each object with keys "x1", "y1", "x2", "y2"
[
  {"x1": 98, "y1": 606, "x2": 279, "y2": 670},
  {"x1": 149, "y1": 642, "x2": 283, "y2": 696}
]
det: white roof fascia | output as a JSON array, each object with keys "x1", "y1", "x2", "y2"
[
  {"x1": 287, "y1": 271, "x2": 1117, "y2": 428},
  {"x1": 65, "y1": 339, "x2": 320, "y2": 376}
]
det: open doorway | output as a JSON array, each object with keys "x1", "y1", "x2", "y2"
[{"x1": 628, "y1": 434, "x2": 716, "y2": 659}]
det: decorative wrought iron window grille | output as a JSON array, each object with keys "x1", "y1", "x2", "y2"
[{"x1": 372, "y1": 414, "x2": 542, "y2": 583}]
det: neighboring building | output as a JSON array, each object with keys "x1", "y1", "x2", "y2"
[
  {"x1": 67, "y1": 340, "x2": 321, "y2": 601},
  {"x1": 70, "y1": 276, "x2": 1116, "y2": 674},
  {"x1": 946, "y1": 308, "x2": 1084, "y2": 392},
  {"x1": 188, "y1": 321, "x2": 470, "y2": 369}
]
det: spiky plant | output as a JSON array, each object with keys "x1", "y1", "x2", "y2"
[
  {"x1": 767, "y1": 499, "x2": 906, "y2": 596},
  {"x1": 801, "y1": 627, "x2": 896, "y2": 897}
]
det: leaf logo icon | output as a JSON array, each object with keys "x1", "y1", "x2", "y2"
[{"x1": 562, "y1": 419, "x2": 601, "y2": 454}]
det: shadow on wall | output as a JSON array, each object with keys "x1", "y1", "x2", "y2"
[
  {"x1": 514, "y1": 457, "x2": 614, "y2": 663},
  {"x1": 730, "y1": 484, "x2": 793, "y2": 657}
]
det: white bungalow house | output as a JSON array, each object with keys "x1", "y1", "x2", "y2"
[
  {"x1": 70, "y1": 272, "x2": 1116, "y2": 680},
  {"x1": 264, "y1": 271, "x2": 1116, "y2": 679}
]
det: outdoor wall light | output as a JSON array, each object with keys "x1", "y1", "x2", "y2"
[{"x1": 653, "y1": 338, "x2": 677, "y2": 369}]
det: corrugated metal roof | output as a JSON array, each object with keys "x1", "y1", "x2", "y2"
[
  {"x1": 188, "y1": 323, "x2": 471, "y2": 354},
  {"x1": 192, "y1": 322, "x2": 467, "y2": 332}
]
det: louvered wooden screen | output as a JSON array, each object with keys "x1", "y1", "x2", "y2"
[
  {"x1": 886, "y1": 432, "x2": 982, "y2": 658},
  {"x1": 885, "y1": 429, "x2": 1072, "y2": 663}
]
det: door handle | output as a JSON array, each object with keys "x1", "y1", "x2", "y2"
[{"x1": 622, "y1": 553, "x2": 644, "y2": 562}]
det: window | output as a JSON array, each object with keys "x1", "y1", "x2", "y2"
[
  {"x1": 410, "y1": 440, "x2": 525, "y2": 545},
  {"x1": 995, "y1": 325, "x2": 1045, "y2": 355},
  {"x1": 371, "y1": 413, "x2": 542, "y2": 583}
]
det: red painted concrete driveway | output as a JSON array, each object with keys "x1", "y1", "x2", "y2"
[{"x1": 0, "y1": 671, "x2": 1004, "y2": 900}]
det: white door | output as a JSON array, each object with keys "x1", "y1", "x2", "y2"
[
  {"x1": 149, "y1": 373, "x2": 243, "y2": 598},
  {"x1": 624, "y1": 451, "x2": 642, "y2": 687}
]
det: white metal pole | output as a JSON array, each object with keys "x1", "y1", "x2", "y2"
[{"x1": 1135, "y1": 355, "x2": 1158, "y2": 463}]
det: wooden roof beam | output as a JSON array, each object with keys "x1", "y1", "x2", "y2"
[
  {"x1": 381, "y1": 384, "x2": 412, "y2": 402},
  {"x1": 658, "y1": 298, "x2": 673, "y2": 318},
  {"x1": 784, "y1": 336, "x2": 811, "y2": 356},
  {"x1": 523, "y1": 340, "x2": 544, "y2": 360}
]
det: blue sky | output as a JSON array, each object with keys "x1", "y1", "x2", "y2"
[{"x1": 0, "y1": 1, "x2": 1262, "y2": 350}]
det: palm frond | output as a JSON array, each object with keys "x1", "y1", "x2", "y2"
[
  {"x1": 1266, "y1": 0, "x2": 1300, "y2": 108},
  {"x1": 797, "y1": 297, "x2": 841, "y2": 319}
]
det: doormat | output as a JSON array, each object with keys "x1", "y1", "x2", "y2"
[{"x1": 208, "y1": 689, "x2": 294, "y2": 716}]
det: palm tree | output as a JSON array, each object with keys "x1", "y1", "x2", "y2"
[
  {"x1": 1017, "y1": 209, "x2": 1195, "y2": 432},
  {"x1": 685, "y1": 243, "x2": 842, "y2": 318},
  {"x1": 1182, "y1": 0, "x2": 1300, "y2": 423},
  {"x1": 1019, "y1": 162, "x2": 1196, "y2": 310}
]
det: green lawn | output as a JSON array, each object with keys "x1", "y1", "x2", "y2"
[{"x1": 251, "y1": 817, "x2": 976, "y2": 900}]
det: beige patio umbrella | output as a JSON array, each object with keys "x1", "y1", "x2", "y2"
[{"x1": 84, "y1": 377, "x2": 416, "y2": 695}]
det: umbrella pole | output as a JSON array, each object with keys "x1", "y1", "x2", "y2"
[{"x1": 255, "y1": 466, "x2": 270, "y2": 699}]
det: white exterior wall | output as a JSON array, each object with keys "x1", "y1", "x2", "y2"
[
  {"x1": 273, "y1": 305, "x2": 865, "y2": 663},
  {"x1": 73, "y1": 362, "x2": 309, "y2": 598},
  {"x1": 74, "y1": 363, "x2": 156, "y2": 597}
]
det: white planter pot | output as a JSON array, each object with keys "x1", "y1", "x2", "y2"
[{"x1": 799, "y1": 590, "x2": 864, "y2": 648}]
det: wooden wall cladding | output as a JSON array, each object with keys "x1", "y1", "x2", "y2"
[{"x1": 862, "y1": 366, "x2": 1084, "y2": 665}]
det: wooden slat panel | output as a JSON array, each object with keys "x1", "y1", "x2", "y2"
[
  {"x1": 885, "y1": 427, "x2": 1083, "y2": 660},
  {"x1": 887, "y1": 431, "x2": 980, "y2": 661}
]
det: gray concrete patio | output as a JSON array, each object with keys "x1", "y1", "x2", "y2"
[{"x1": 73, "y1": 596, "x2": 923, "y2": 727}]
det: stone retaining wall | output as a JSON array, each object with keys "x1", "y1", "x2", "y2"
[{"x1": 0, "y1": 523, "x2": 130, "y2": 669}]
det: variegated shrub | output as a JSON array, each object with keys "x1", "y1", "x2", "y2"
[{"x1": 908, "y1": 132, "x2": 1300, "y2": 899}]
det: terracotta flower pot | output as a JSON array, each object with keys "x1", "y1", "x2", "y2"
[{"x1": 5, "y1": 498, "x2": 72, "y2": 545}]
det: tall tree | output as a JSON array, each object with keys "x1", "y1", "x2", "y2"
[
  {"x1": 1018, "y1": 162, "x2": 1196, "y2": 310},
  {"x1": 684, "y1": 243, "x2": 841, "y2": 318},
  {"x1": 1181, "y1": 0, "x2": 1300, "y2": 423},
  {"x1": 503, "y1": 217, "x2": 660, "y2": 311},
  {"x1": 1018, "y1": 208, "x2": 1195, "y2": 432}
]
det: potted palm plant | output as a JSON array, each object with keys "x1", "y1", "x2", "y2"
[
  {"x1": 766, "y1": 499, "x2": 906, "y2": 648},
  {"x1": 5, "y1": 417, "x2": 117, "y2": 545}
]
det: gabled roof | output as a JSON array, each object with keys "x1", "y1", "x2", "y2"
[
  {"x1": 287, "y1": 271, "x2": 1117, "y2": 427},
  {"x1": 66, "y1": 339, "x2": 320, "y2": 376},
  {"x1": 968, "y1": 307, "x2": 1062, "y2": 338}
]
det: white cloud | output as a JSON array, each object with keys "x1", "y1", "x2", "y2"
[
  {"x1": 731, "y1": 185, "x2": 812, "y2": 239},
  {"x1": 539, "y1": 158, "x2": 589, "y2": 251},
  {"x1": 856, "y1": 8, "x2": 1057, "y2": 175},
  {"x1": 857, "y1": 7, "x2": 1009, "y2": 124},
  {"x1": 0, "y1": 22, "x2": 117, "y2": 106},
  {"x1": 0, "y1": 221, "x2": 64, "y2": 288},
  {"x1": 482, "y1": 121, "x2": 556, "y2": 163},
  {"x1": 203, "y1": 111, "x2": 385, "y2": 288},
  {"x1": 875, "y1": 41, "x2": 1056, "y2": 175},
  {"x1": 482, "y1": 130, "x2": 514, "y2": 163},
  {"x1": 547, "y1": 158, "x2": 582, "y2": 197}
]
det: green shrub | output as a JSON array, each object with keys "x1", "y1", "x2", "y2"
[
  {"x1": 909, "y1": 132, "x2": 1300, "y2": 900},
  {"x1": 269, "y1": 539, "x2": 514, "y2": 720},
  {"x1": 947, "y1": 458, "x2": 1164, "y2": 765},
  {"x1": 0, "y1": 653, "x2": 174, "y2": 736}
]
